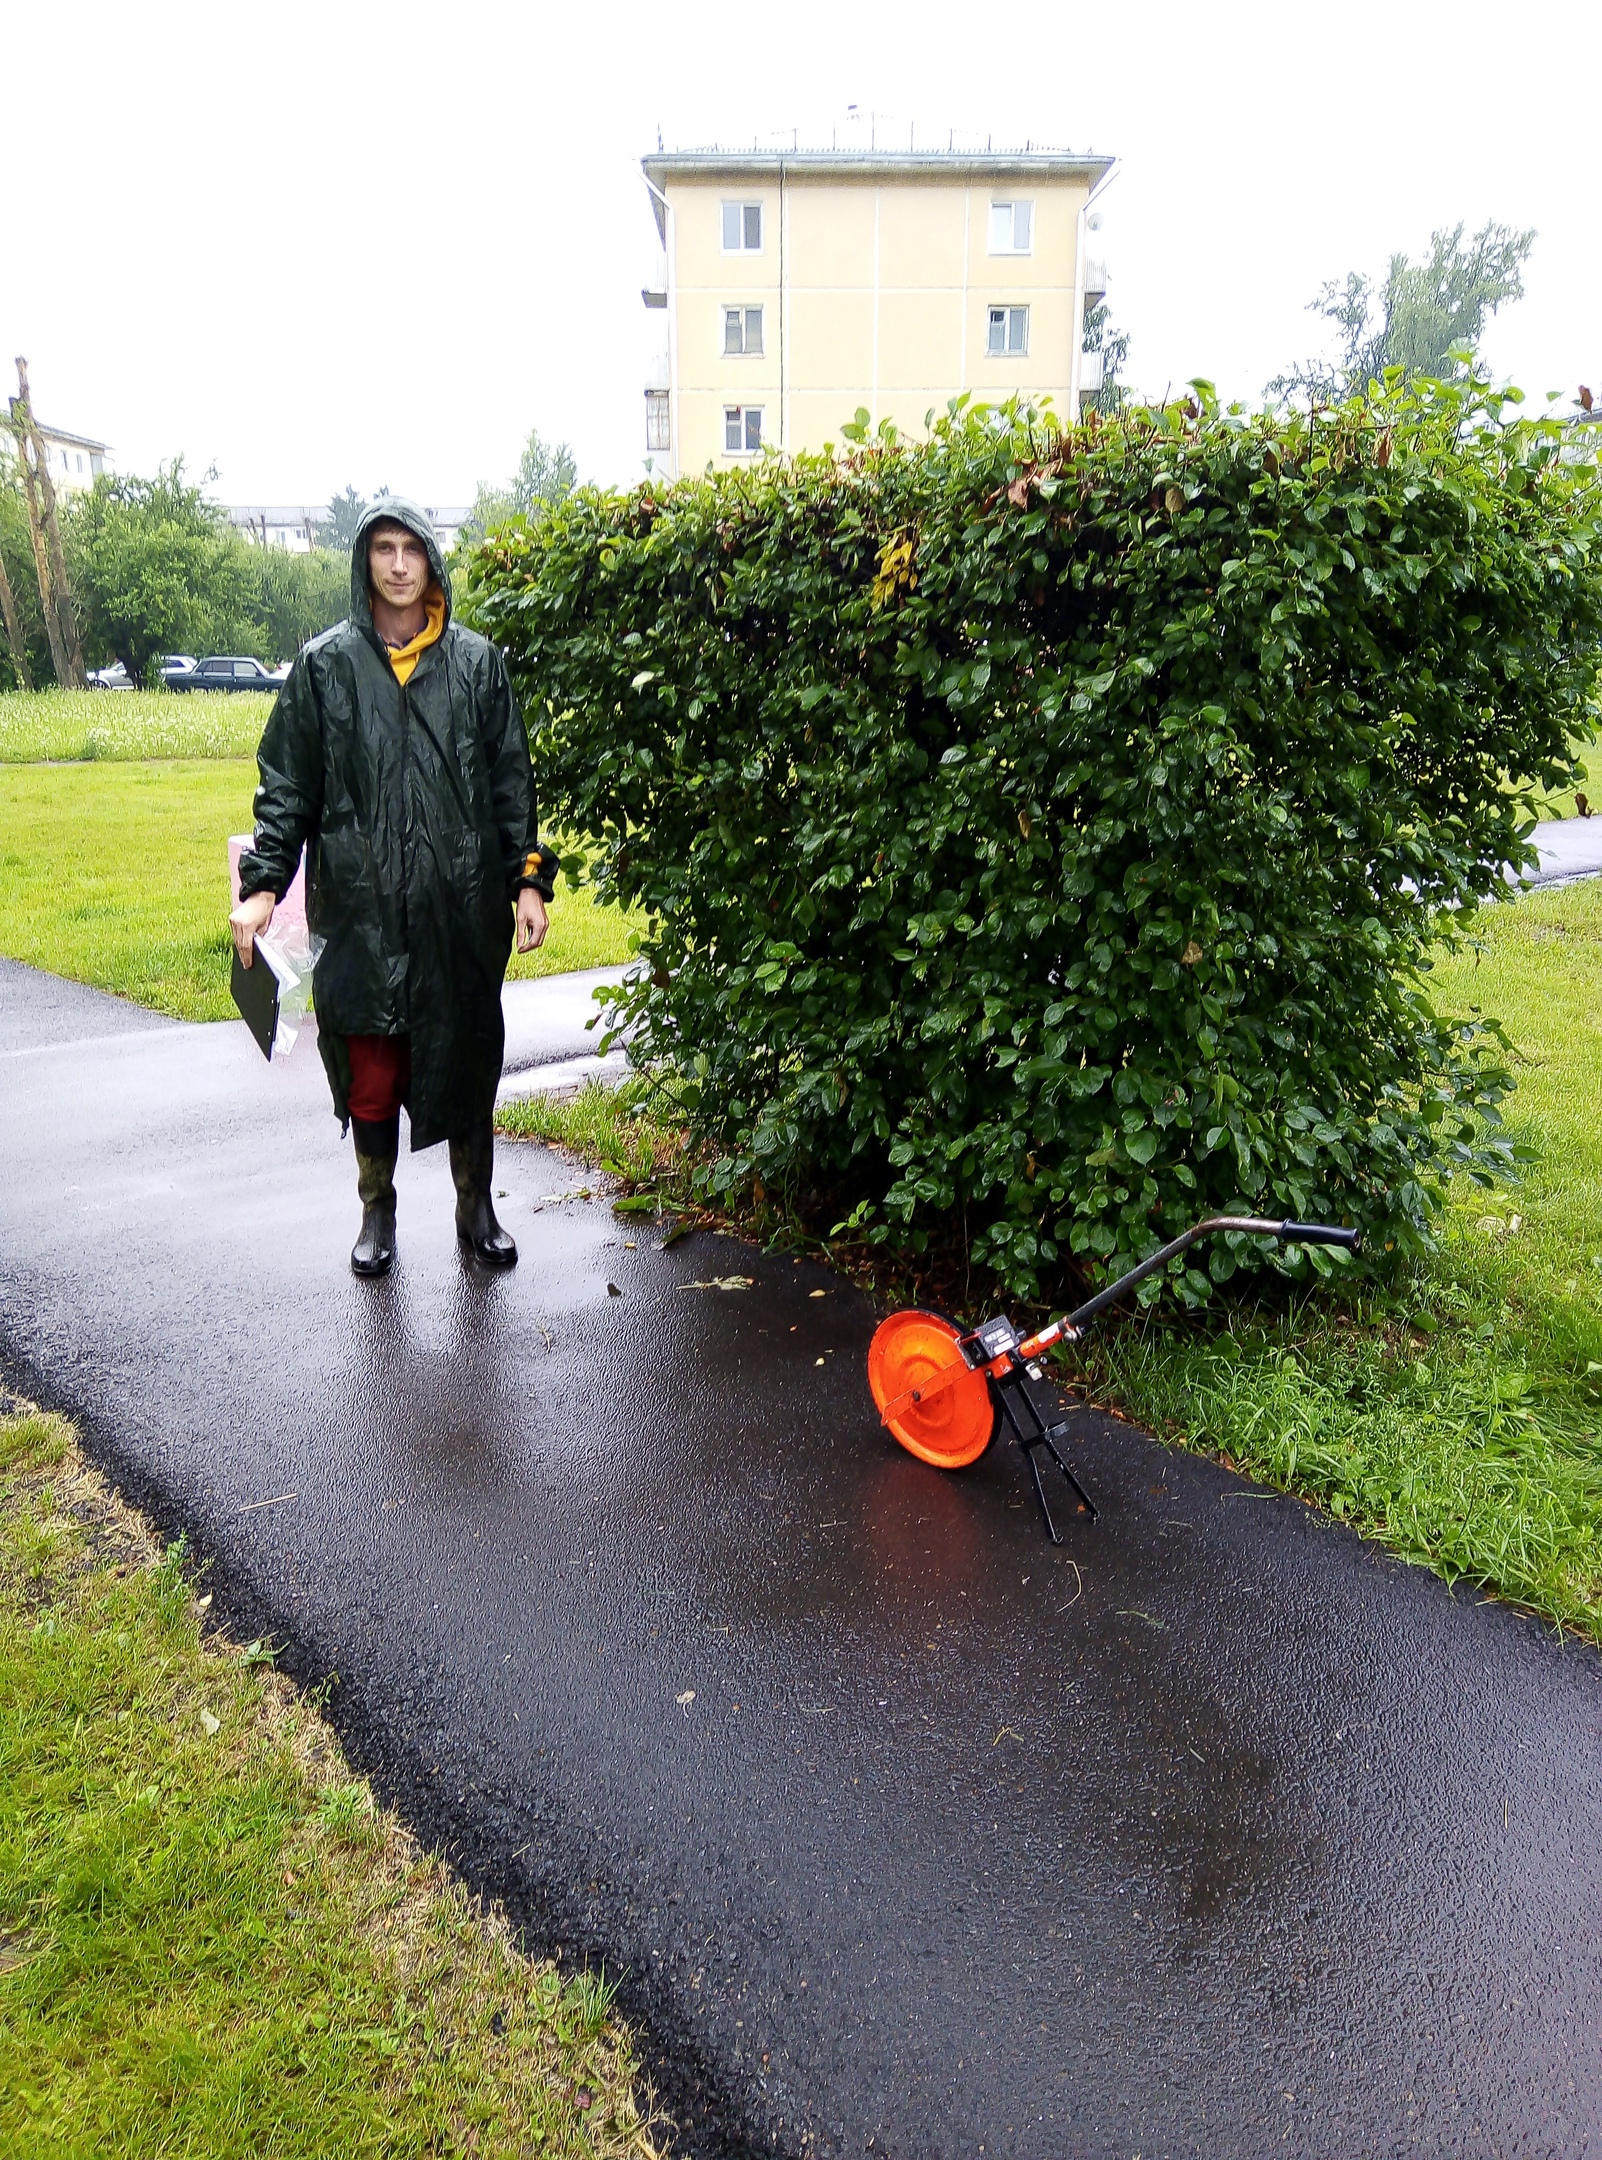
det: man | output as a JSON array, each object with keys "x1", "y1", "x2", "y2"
[{"x1": 229, "y1": 498, "x2": 556, "y2": 1278}]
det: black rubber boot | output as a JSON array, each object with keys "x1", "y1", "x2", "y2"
[
  {"x1": 350, "y1": 1115, "x2": 399, "y2": 1277},
  {"x1": 449, "y1": 1117, "x2": 517, "y2": 1267}
]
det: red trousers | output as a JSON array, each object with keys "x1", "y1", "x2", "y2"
[{"x1": 347, "y1": 1034, "x2": 411, "y2": 1122}]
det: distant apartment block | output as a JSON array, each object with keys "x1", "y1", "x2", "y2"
[
  {"x1": 30, "y1": 423, "x2": 110, "y2": 493},
  {"x1": 227, "y1": 504, "x2": 471, "y2": 553},
  {"x1": 640, "y1": 144, "x2": 1113, "y2": 476}
]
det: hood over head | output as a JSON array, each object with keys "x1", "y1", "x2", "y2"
[{"x1": 350, "y1": 495, "x2": 450, "y2": 633}]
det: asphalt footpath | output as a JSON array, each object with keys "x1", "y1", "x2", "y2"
[{"x1": 3, "y1": 953, "x2": 1602, "y2": 2158}]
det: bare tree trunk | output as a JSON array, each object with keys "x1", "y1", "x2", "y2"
[
  {"x1": 14, "y1": 360, "x2": 85, "y2": 686},
  {"x1": 0, "y1": 543, "x2": 32, "y2": 689},
  {"x1": 6, "y1": 408, "x2": 69, "y2": 686}
]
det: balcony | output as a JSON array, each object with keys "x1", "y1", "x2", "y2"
[{"x1": 1078, "y1": 350, "x2": 1106, "y2": 395}]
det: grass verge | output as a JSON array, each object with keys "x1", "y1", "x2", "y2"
[
  {"x1": 0, "y1": 1402, "x2": 657, "y2": 2158},
  {"x1": 0, "y1": 762, "x2": 638, "y2": 1020},
  {"x1": 499, "y1": 881, "x2": 1602, "y2": 1644},
  {"x1": 0, "y1": 689, "x2": 274, "y2": 763}
]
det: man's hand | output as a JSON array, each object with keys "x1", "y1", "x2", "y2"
[
  {"x1": 230, "y1": 890, "x2": 276, "y2": 967},
  {"x1": 515, "y1": 888, "x2": 549, "y2": 954}
]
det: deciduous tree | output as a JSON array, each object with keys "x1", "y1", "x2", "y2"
[
  {"x1": 1271, "y1": 221, "x2": 1535, "y2": 402},
  {"x1": 65, "y1": 465, "x2": 258, "y2": 683}
]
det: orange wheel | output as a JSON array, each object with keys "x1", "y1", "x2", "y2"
[{"x1": 867, "y1": 1308, "x2": 998, "y2": 1470}]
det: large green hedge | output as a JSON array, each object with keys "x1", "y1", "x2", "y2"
[{"x1": 474, "y1": 379, "x2": 1602, "y2": 1304}]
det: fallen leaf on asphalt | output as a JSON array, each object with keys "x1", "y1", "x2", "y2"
[
  {"x1": 815, "y1": 1358, "x2": 825, "y2": 1366},
  {"x1": 607, "y1": 1282, "x2": 622, "y2": 1297},
  {"x1": 676, "y1": 1690, "x2": 696, "y2": 1710},
  {"x1": 809, "y1": 1289, "x2": 827, "y2": 1298},
  {"x1": 678, "y1": 1276, "x2": 753, "y2": 1291}
]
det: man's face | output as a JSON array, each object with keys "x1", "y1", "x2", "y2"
[{"x1": 367, "y1": 524, "x2": 431, "y2": 610}]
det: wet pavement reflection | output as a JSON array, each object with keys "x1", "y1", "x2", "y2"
[{"x1": 4, "y1": 959, "x2": 1601, "y2": 2158}]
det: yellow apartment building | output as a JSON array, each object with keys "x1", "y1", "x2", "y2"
[{"x1": 639, "y1": 145, "x2": 1114, "y2": 476}]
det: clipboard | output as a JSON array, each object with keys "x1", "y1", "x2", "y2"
[{"x1": 231, "y1": 936, "x2": 300, "y2": 1061}]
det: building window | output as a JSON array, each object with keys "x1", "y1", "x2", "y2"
[
  {"x1": 645, "y1": 390, "x2": 671, "y2": 452},
  {"x1": 724, "y1": 406, "x2": 764, "y2": 454},
  {"x1": 987, "y1": 305, "x2": 1030, "y2": 356},
  {"x1": 724, "y1": 305, "x2": 764, "y2": 356},
  {"x1": 989, "y1": 200, "x2": 1034, "y2": 254},
  {"x1": 721, "y1": 200, "x2": 763, "y2": 252}
]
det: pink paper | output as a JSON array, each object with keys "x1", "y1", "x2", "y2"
[{"x1": 229, "y1": 834, "x2": 307, "y2": 935}]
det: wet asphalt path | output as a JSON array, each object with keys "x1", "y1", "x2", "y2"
[{"x1": 3, "y1": 958, "x2": 1602, "y2": 2157}]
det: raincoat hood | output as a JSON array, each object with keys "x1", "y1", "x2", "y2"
[{"x1": 350, "y1": 495, "x2": 451, "y2": 635}]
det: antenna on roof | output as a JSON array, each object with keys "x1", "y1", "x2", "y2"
[{"x1": 656, "y1": 122, "x2": 663, "y2": 152}]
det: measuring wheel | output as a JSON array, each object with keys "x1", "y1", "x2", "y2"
[{"x1": 867, "y1": 1308, "x2": 998, "y2": 1469}]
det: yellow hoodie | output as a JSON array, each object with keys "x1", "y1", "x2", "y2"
[{"x1": 385, "y1": 586, "x2": 447, "y2": 686}]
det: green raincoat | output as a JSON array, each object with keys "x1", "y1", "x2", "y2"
[{"x1": 237, "y1": 497, "x2": 554, "y2": 1150}]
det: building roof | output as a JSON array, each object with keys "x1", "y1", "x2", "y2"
[
  {"x1": 34, "y1": 422, "x2": 110, "y2": 453},
  {"x1": 643, "y1": 145, "x2": 1114, "y2": 188}
]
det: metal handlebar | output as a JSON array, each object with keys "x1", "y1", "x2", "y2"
[{"x1": 1012, "y1": 1215, "x2": 1360, "y2": 1360}]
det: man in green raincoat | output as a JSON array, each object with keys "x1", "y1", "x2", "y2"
[{"x1": 228, "y1": 497, "x2": 556, "y2": 1278}]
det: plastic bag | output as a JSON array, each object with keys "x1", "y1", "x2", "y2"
[{"x1": 254, "y1": 925, "x2": 325, "y2": 1060}]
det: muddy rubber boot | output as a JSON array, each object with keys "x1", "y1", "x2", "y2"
[
  {"x1": 351, "y1": 1115, "x2": 399, "y2": 1277},
  {"x1": 449, "y1": 1117, "x2": 517, "y2": 1268}
]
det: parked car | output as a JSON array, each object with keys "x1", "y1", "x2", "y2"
[
  {"x1": 171, "y1": 655, "x2": 287, "y2": 693},
  {"x1": 160, "y1": 654, "x2": 198, "y2": 684},
  {"x1": 86, "y1": 661, "x2": 132, "y2": 689}
]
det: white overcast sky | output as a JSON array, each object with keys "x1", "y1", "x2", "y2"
[{"x1": 3, "y1": 0, "x2": 1595, "y2": 506}]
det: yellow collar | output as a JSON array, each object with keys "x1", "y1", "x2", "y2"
[{"x1": 385, "y1": 586, "x2": 446, "y2": 685}]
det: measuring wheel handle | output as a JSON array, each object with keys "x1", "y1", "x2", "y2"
[{"x1": 866, "y1": 1213, "x2": 1360, "y2": 1540}]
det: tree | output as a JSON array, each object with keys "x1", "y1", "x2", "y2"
[
  {"x1": 1270, "y1": 220, "x2": 1535, "y2": 402},
  {"x1": 1081, "y1": 299, "x2": 1131, "y2": 416},
  {"x1": 248, "y1": 546, "x2": 350, "y2": 658},
  {"x1": 314, "y1": 485, "x2": 374, "y2": 554},
  {"x1": 65, "y1": 464, "x2": 261, "y2": 682},
  {"x1": 457, "y1": 428, "x2": 577, "y2": 552},
  {"x1": 512, "y1": 430, "x2": 577, "y2": 514},
  {"x1": 0, "y1": 446, "x2": 48, "y2": 688}
]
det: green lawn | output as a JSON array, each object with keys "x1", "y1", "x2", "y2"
[
  {"x1": 504, "y1": 881, "x2": 1602, "y2": 1644},
  {"x1": 0, "y1": 689, "x2": 273, "y2": 763},
  {"x1": 1084, "y1": 882, "x2": 1602, "y2": 1639},
  {"x1": 0, "y1": 761, "x2": 638, "y2": 1021},
  {"x1": 0, "y1": 1406, "x2": 655, "y2": 2158}
]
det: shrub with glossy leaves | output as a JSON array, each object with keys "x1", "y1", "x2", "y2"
[{"x1": 473, "y1": 379, "x2": 1602, "y2": 1304}]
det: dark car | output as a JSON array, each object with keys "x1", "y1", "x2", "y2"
[{"x1": 172, "y1": 655, "x2": 287, "y2": 693}]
